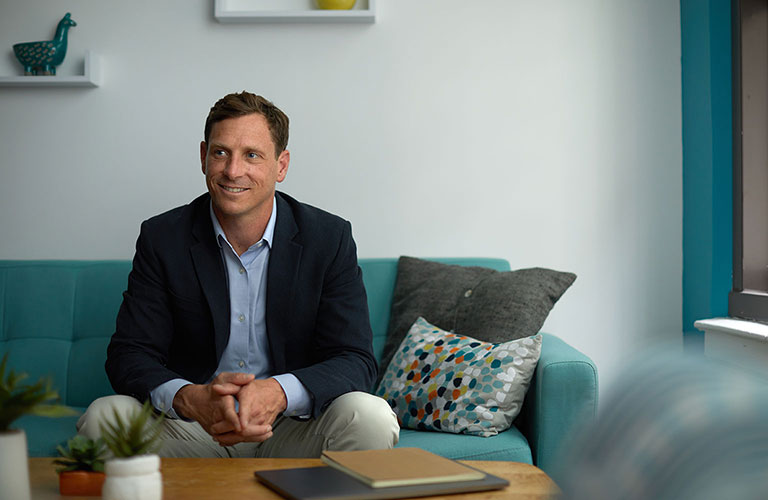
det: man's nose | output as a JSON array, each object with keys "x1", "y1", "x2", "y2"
[{"x1": 223, "y1": 156, "x2": 245, "y2": 178}]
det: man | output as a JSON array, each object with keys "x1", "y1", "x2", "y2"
[{"x1": 78, "y1": 92, "x2": 399, "y2": 457}]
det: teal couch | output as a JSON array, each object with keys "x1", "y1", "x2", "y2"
[{"x1": 0, "y1": 259, "x2": 597, "y2": 474}]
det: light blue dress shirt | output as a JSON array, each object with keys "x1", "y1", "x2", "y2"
[{"x1": 150, "y1": 197, "x2": 312, "y2": 419}]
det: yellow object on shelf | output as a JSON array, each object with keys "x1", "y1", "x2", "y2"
[{"x1": 316, "y1": 0, "x2": 356, "y2": 9}]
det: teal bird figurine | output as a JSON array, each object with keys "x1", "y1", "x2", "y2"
[{"x1": 13, "y1": 13, "x2": 77, "y2": 76}]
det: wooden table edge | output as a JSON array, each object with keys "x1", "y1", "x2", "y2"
[{"x1": 29, "y1": 457, "x2": 559, "y2": 499}]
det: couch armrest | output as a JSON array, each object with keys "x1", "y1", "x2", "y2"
[{"x1": 519, "y1": 333, "x2": 598, "y2": 474}]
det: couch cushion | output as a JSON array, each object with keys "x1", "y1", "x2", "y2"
[
  {"x1": 17, "y1": 411, "x2": 84, "y2": 457},
  {"x1": 379, "y1": 257, "x2": 575, "y2": 383},
  {"x1": 68, "y1": 337, "x2": 114, "y2": 407},
  {"x1": 0, "y1": 338, "x2": 72, "y2": 402},
  {"x1": 397, "y1": 426, "x2": 533, "y2": 463}
]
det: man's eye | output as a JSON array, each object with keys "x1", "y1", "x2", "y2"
[
  {"x1": 247, "y1": 152, "x2": 260, "y2": 159},
  {"x1": 213, "y1": 150, "x2": 226, "y2": 157}
]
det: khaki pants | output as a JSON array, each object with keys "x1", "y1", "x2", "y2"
[{"x1": 78, "y1": 392, "x2": 399, "y2": 458}]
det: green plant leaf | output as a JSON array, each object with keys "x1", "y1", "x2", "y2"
[
  {"x1": 54, "y1": 435, "x2": 108, "y2": 472},
  {"x1": 0, "y1": 352, "x2": 76, "y2": 431},
  {"x1": 28, "y1": 404, "x2": 78, "y2": 418},
  {"x1": 99, "y1": 400, "x2": 166, "y2": 458}
]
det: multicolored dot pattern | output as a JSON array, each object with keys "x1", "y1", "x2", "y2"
[{"x1": 377, "y1": 317, "x2": 542, "y2": 437}]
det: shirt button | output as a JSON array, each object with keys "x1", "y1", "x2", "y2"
[
  {"x1": 238, "y1": 361, "x2": 245, "y2": 368},
  {"x1": 464, "y1": 289, "x2": 473, "y2": 298},
  {"x1": 238, "y1": 314, "x2": 245, "y2": 322},
  {"x1": 239, "y1": 267, "x2": 245, "y2": 274}
]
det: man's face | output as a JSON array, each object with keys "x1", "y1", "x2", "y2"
[{"x1": 200, "y1": 113, "x2": 289, "y2": 224}]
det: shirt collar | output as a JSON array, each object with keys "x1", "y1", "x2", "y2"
[{"x1": 210, "y1": 196, "x2": 277, "y2": 251}]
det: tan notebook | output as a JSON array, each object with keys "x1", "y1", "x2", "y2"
[{"x1": 320, "y1": 448, "x2": 486, "y2": 488}]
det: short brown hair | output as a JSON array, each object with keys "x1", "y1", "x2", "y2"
[{"x1": 203, "y1": 91, "x2": 289, "y2": 158}]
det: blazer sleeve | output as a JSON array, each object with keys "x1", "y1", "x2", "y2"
[
  {"x1": 105, "y1": 221, "x2": 183, "y2": 402},
  {"x1": 288, "y1": 221, "x2": 378, "y2": 418}
]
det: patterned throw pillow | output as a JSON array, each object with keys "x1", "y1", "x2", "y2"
[{"x1": 376, "y1": 317, "x2": 542, "y2": 437}]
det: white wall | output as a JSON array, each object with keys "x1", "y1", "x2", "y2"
[{"x1": 0, "y1": 0, "x2": 682, "y2": 396}]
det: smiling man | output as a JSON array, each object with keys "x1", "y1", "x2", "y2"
[{"x1": 77, "y1": 92, "x2": 399, "y2": 457}]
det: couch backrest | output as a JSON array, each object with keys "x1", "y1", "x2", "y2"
[
  {"x1": 0, "y1": 257, "x2": 509, "y2": 407},
  {"x1": 0, "y1": 261, "x2": 130, "y2": 407}
]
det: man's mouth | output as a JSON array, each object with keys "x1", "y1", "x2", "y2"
[{"x1": 220, "y1": 185, "x2": 248, "y2": 193}]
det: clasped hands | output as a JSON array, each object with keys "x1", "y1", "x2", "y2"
[{"x1": 173, "y1": 372, "x2": 287, "y2": 446}]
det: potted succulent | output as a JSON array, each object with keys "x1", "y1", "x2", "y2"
[
  {"x1": 100, "y1": 399, "x2": 165, "y2": 500},
  {"x1": 54, "y1": 435, "x2": 107, "y2": 496},
  {"x1": 0, "y1": 352, "x2": 77, "y2": 500}
]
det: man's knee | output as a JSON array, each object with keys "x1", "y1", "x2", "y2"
[
  {"x1": 324, "y1": 392, "x2": 399, "y2": 450},
  {"x1": 77, "y1": 395, "x2": 142, "y2": 440}
]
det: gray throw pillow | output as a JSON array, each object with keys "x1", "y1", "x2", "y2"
[{"x1": 377, "y1": 256, "x2": 576, "y2": 388}]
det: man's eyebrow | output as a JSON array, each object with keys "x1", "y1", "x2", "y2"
[{"x1": 208, "y1": 142, "x2": 267, "y2": 155}]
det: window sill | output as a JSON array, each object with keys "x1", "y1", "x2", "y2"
[
  {"x1": 694, "y1": 317, "x2": 768, "y2": 368},
  {"x1": 694, "y1": 317, "x2": 768, "y2": 341}
]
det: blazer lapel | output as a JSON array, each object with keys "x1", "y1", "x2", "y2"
[
  {"x1": 190, "y1": 196, "x2": 230, "y2": 362},
  {"x1": 266, "y1": 193, "x2": 303, "y2": 372}
]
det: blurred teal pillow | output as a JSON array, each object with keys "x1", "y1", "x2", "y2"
[{"x1": 553, "y1": 352, "x2": 768, "y2": 500}]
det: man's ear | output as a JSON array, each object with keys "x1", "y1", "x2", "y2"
[
  {"x1": 276, "y1": 150, "x2": 290, "y2": 183},
  {"x1": 200, "y1": 141, "x2": 208, "y2": 175}
]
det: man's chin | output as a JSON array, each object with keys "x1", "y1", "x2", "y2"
[{"x1": 211, "y1": 199, "x2": 244, "y2": 217}]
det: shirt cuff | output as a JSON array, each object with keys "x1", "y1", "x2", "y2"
[
  {"x1": 272, "y1": 373, "x2": 312, "y2": 417},
  {"x1": 150, "y1": 378, "x2": 192, "y2": 420}
]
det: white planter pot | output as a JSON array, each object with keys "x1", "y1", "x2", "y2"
[
  {"x1": 103, "y1": 454, "x2": 162, "y2": 500},
  {"x1": 0, "y1": 429, "x2": 31, "y2": 500}
]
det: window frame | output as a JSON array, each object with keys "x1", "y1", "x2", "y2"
[{"x1": 729, "y1": 0, "x2": 768, "y2": 321}]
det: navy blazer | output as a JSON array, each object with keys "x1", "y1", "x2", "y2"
[{"x1": 106, "y1": 192, "x2": 377, "y2": 418}]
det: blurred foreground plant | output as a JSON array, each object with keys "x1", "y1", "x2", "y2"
[
  {"x1": 100, "y1": 400, "x2": 165, "y2": 458},
  {"x1": 0, "y1": 352, "x2": 77, "y2": 432}
]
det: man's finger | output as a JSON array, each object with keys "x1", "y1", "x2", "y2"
[
  {"x1": 211, "y1": 383, "x2": 241, "y2": 395},
  {"x1": 213, "y1": 432, "x2": 245, "y2": 447},
  {"x1": 238, "y1": 392, "x2": 252, "y2": 429},
  {"x1": 215, "y1": 372, "x2": 255, "y2": 386},
  {"x1": 239, "y1": 423, "x2": 272, "y2": 439},
  {"x1": 221, "y1": 396, "x2": 242, "y2": 433},
  {"x1": 209, "y1": 419, "x2": 237, "y2": 435},
  {"x1": 213, "y1": 426, "x2": 273, "y2": 445}
]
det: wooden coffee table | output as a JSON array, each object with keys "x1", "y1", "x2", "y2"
[{"x1": 29, "y1": 457, "x2": 557, "y2": 499}]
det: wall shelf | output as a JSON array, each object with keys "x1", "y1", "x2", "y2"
[
  {"x1": 0, "y1": 50, "x2": 102, "y2": 88},
  {"x1": 214, "y1": 0, "x2": 376, "y2": 23}
]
